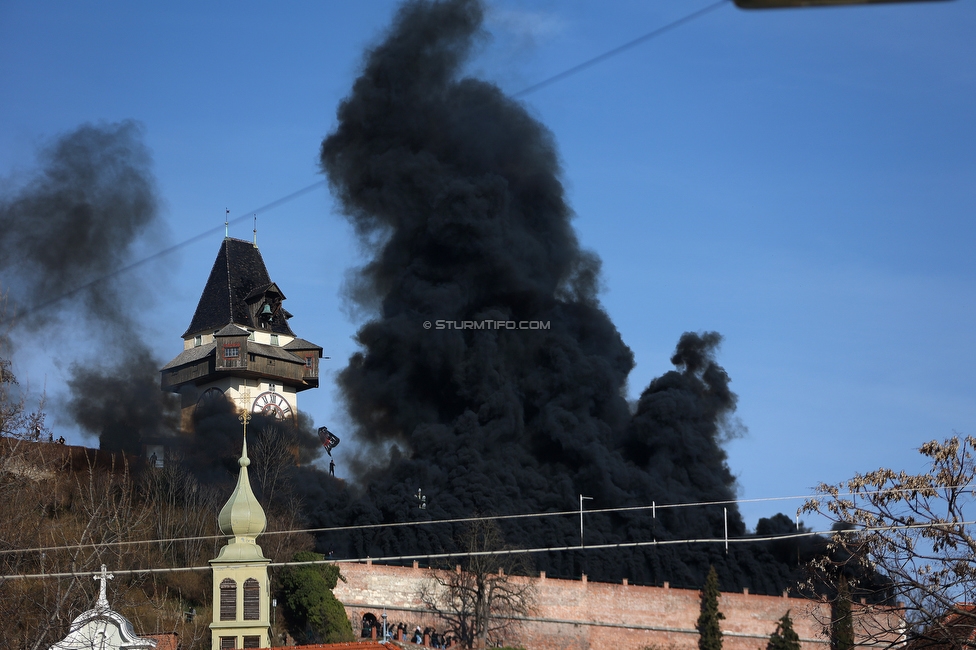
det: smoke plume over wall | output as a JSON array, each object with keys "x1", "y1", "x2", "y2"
[
  {"x1": 0, "y1": 5, "x2": 815, "y2": 593},
  {"x1": 0, "y1": 121, "x2": 177, "y2": 452},
  {"x1": 311, "y1": 0, "x2": 798, "y2": 591}
]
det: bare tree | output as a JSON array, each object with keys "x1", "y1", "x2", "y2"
[
  {"x1": 0, "y1": 322, "x2": 48, "y2": 443},
  {"x1": 249, "y1": 422, "x2": 298, "y2": 507},
  {"x1": 420, "y1": 520, "x2": 535, "y2": 649},
  {"x1": 0, "y1": 318, "x2": 313, "y2": 648},
  {"x1": 0, "y1": 443, "x2": 224, "y2": 650},
  {"x1": 803, "y1": 436, "x2": 976, "y2": 650}
]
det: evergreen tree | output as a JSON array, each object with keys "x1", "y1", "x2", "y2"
[
  {"x1": 832, "y1": 576, "x2": 855, "y2": 650},
  {"x1": 279, "y1": 551, "x2": 356, "y2": 644},
  {"x1": 767, "y1": 610, "x2": 801, "y2": 650},
  {"x1": 697, "y1": 566, "x2": 725, "y2": 650}
]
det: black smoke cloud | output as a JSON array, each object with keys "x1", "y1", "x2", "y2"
[
  {"x1": 0, "y1": 121, "x2": 177, "y2": 453},
  {"x1": 309, "y1": 0, "x2": 799, "y2": 591}
]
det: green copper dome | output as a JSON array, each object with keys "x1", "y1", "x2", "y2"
[{"x1": 213, "y1": 434, "x2": 268, "y2": 562}]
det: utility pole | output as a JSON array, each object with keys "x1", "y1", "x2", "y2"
[{"x1": 579, "y1": 495, "x2": 593, "y2": 547}]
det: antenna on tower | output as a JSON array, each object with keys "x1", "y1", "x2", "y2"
[
  {"x1": 252, "y1": 214, "x2": 258, "y2": 248},
  {"x1": 225, "y1": 209, "x2": 230, "y2": 239}
]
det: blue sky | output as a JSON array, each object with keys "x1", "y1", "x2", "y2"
[{"x1": 1, "y1": 0, "x2": 973, "y2": 529}]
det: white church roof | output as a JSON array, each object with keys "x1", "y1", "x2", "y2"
[{"x1": 47, "y1": 565, "x2": 156, "y2": 650}]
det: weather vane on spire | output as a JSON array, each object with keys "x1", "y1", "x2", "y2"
[
  {"x1": 238, "y1": 387, "x2": 252, "y2": 439},
  {"x1": 252, "y1": 214, "x2": 258, "y2": 248},
  {"x1": 225, "y1": 208, "x2": 230, "y2": 239}
]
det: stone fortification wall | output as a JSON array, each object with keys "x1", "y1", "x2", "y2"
[{"x1": 332, "y1": 562, "x2": 897, "y2": 650}]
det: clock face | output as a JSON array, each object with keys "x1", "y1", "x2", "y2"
[{"x1": 251, "y1": 391, "x2": 293, "y2": 420}]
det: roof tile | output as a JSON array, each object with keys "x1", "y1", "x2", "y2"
[
  {"x1": 161, "y1": 343, "x2": 215, "y2": 370},
  {"x1": 183, "y1": 238, "x2": 295, "y2": 338}
]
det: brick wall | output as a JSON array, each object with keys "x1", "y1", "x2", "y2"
[{"x1": 333, "y1": 562, "x2": 900, "y2": 650}]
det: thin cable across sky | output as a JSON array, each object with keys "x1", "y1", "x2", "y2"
[
  {"x1": 14, "y1": 1, "x2": 729, "y2": 322},
  {"x1": 2, "y1": 483, "x2": 969, "y2": 559},
  {"x1": 1, "y1": 518, "x2": 970, "y2": 583}
]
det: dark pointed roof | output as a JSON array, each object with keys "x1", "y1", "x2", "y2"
[{"x1": 183, "y1": 238, "x2": 296, "y2": 338}]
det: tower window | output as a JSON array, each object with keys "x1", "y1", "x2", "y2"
[
  {"x1": 194, "y1": 335, "x2": 202, "y2": 347},
  {"x1": 224, "y1": 345, "x2": 240, "y2": 358},
  {"x1": 305, "y1": 355, "x2": 313, "y2": 368},
  {"x1": 243, "y1": 578, "x2": 260, "y2": 620},
  {"x1": 270, "y1": 334, "x2": 279, "y2": 346},
  {"x1": 219, "y1": 578, "x2": 236, "y2": 621}
]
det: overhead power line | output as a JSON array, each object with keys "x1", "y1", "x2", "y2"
[
  {"x1": 513, "y1": 1, "x2": 729, "y2": 98},
  {"x1": 2, "y1": 484, "x2": 971, "y2": 558},
  {"x1": 13, "y1": 180, "x2": 326, "y2": 323},
  {"x1": 1, "y1": 519, "x2": 972, "y2": 583},
  {"x1": 16, "y1": 2, "x2": 729, "y2": 319}
]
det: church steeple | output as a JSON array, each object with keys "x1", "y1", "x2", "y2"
[
  {"x1": 209, "y1": 410, "x2": 272, "y2": 650},
  {"x1": 214, "y1": 418, "x2": 268, "y2": 562}
]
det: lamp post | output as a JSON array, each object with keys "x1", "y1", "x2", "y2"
[{"x1": 579, "y1": 495, "x2": 593, "y2": 547}]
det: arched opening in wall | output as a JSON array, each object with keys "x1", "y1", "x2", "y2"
[
  {"x1": 243, "y1": 578, "x2": 260, "y2": 620},
  {"x1": 361, "y1": 612, "x2": 378, "y2": 638},
  {"x1": 219, "y1": 578, "x2": 237, "y2": 621}
]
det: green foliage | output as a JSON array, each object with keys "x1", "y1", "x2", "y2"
[
  {"x1": 697, "y1": 566, "x2": 725, "y2": 650},
  {"x1": 832, "y1": 576, "x2": 855, "y2": 650},
  {"x1": 279, "y1": 551, "x2": 354, "y2": 645},
  {"x1": 767, "y1": 610, "x2": 801, "y2": 650}
]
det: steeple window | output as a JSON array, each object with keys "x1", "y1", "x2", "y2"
[
  {"x1": 243, "y1": 578, "x2": 260, "y2": 620},
  {"x1": 219, "y1": 578, "x2": 237, "y2": 621}
]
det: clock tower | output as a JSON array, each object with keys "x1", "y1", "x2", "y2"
[{"x1": 160, "y1": 237, "x2": 322, "y2": 431}]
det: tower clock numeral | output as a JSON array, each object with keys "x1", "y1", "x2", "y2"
[{"x1": 251, "y1": 391, "x2": 293, "y2": 420}]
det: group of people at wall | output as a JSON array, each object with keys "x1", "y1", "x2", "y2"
[{"x1": 360, "y1": 615, "x2": 452, "y2": 648}]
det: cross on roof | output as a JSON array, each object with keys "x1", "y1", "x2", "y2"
[{"x1": 94, "y1": 564, "x2": 114, "y2": 608}]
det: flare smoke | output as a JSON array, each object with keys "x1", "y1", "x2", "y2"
[
  {"x1": 0, "y1": 121, "x2": 176, "y2": 452},
  {"x1": 311, "y1": 0, "x2": 794, "y2": 590}
]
